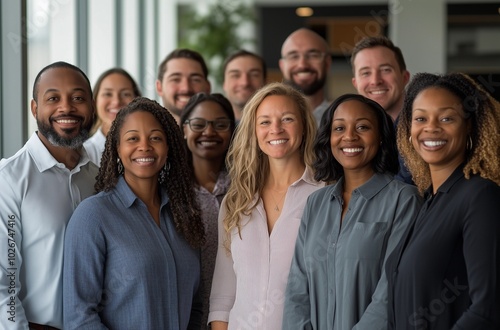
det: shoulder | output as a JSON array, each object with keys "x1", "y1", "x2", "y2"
[{"x1": 70, "y1": 191, "x2": 117, "y2": 225}]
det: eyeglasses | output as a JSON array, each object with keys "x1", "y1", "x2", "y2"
[
  {"x1": 282, "y1": 50, "x2": 327, "y2": 64},
  {"x1": 184, "y1": 118, "x2": 232, "y2": 132}
]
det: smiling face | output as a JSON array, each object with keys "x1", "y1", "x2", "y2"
[
  {"x1": 255, "y1": 95, "x2": 304, "y2": 161},
  {"x1": 279, "y1": 29, "x2": 331, "y2": 96},
  {"x1": 352, "y1": 46, "x2": 410, "y2": 120},
  {"x1": 410, "y1": 87, "x2": 469, "y2": 173},
  {"x1": 155, "y1": 58, "x2": 211, "y2": 120},
  {"x1": 182, "y1": 100, "x2": 233, "y2": 162},
  {"x1": 96, "y1": 73, "x2": 137, "y2": 135},
  {"x1": 117, "y1": 111, "x2": 168, "y2": 185},
  {"x1": 223, "y1": 55, "x2": 265, "y2": 117},
  {"x1": 330, "y1": 100, "x2": 380, "y2": 176},
  {"x1": 31, "y1": 67, "x2": 95, "y2": 149}
]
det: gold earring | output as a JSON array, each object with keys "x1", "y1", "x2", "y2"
[{"x1": 409, "y1": 136, "x2": 412, "y2": 144}]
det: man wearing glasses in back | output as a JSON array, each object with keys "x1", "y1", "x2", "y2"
[{"x1": 279, "y1": 28, "x2": 332, "y2": 125}]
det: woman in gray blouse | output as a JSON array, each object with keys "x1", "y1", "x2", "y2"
[{"x1": 282, "y1": 94, "x2": 422, "y2": 330}]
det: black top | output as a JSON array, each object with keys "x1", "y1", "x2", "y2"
[{"x1": 386, "y1": 164, "x2": 500, "y2": 330}]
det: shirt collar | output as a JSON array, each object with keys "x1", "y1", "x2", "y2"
[
  {"x1": 424, "y1": 163, "x2": 465, "y2": 198},
  {"x1": 290, "y1": 166, "x2": 319, "y2": 187},
  {"x1": 330, "y1": 172, "x2": 393, "y2": 201},
  {"x1": 27, "y1": 132, "x2": 92, "y2": 173},
  {"x1": 115, "y1": 176, "x2": 170, "y2": 209}
]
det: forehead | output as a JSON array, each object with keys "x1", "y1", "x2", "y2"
[
  {"x1": 225, "y1": 56, "x2": 262, "y2": 72},
  {"x1": 256, "y1": 94, "x2": 301, "y2": 116},
  {"x1": 191, "y1": 100, "x2": 228, "y2": 118},
  {"x1": 37, "y1": 67, "x2": 91, "y2": 94},
  {"x1": 121, "y1": 111, "x2": 163, "y2": 131},
  {"x1": 100, "y1": 73, "x2": 133, "y2": 87},
  {"x1": 334, "y1": 100, "x2": 378, "y2": 121},
  {"x1": 413, "y1": 87, "x2": 463, "y2": 109},
  {"x1": 165, "y1": 58, "x2": 205, "y2": 77},
  {"x1": 282, "y1": 31, "x2": 326, "y2": 54},
  {"x1": 354, "y1": 46, "x2": 399, "y2": 70}
]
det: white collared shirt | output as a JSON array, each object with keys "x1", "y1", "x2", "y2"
[{"x1": 0, "y1": 133, "x2": 98, "y2": 329}]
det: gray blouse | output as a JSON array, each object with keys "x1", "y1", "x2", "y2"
[{"x1": 283, "y1": 173, "x2": 422, "y2": 330}]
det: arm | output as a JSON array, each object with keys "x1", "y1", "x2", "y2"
[
  {"x1": 282, "y1": 198, "x2": 313, "y2": 330},
  {"x1": 207, "y1": 198, "x2": 236, "y2": 327},
  {"x1": 452, "y1": 183, "x2": 500, "y2": 329},
  {"x1": 354, "y1": 186, "x2": 422, "y2": 330},
  {"x1": 210, "y1": 321, "x2": 228, "y2": 330},
  {"x1": 62, "y1": 203, "x2": 108, "y2": 330},
  {"x1": 0, "y1": 175, "x2": 28, "y2": 330}
]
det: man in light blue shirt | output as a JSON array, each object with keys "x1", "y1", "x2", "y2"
[{"x1": 0, "y1": 61, "x2": 97, "y2": 330}]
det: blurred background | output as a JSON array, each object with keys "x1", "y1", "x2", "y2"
[{"x1": 1, "y1": 0, "x2": 499, "y2": 158}]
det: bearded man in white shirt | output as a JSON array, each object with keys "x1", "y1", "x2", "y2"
[{"x1": 0, "y1": 61, "x2": 97, "y2": 330}]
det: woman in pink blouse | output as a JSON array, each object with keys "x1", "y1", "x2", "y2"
[{"x1": 208, "y1": 82, "x2": 324, "y2": 330}]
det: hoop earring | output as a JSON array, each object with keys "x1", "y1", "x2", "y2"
[
  {"x1": 117, "y1": 158, "x2": 124, "y2": 174},
  {"x1": 467, "y1": 136, "x2": 473, "y2": 151}
]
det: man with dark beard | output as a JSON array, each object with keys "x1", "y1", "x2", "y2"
[
  {"x1": 0, "y1": 61, "x2": 98, "y2": 330},
  {"x1": 279, "y1": 28, "x2": 332, "y2": 125}
]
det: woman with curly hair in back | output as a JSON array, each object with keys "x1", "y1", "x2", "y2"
[
  {"x1": 386, "y1": 72, "x2": 500, "y2": 329},
  {"x1": 63, "y1": 97, "x2": 205, "y2": 329}
]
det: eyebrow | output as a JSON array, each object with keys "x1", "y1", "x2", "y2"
[
  {"x1": 333, "y1": 117, "x2": 373, "y2": 121},
  {"x1": 358, "y1": 63, "x2": 394, "y2": 71},
  {"x1": 124, "y1": 128, "x2": 164, "y2": 134},
  {"x1": 43, "y1": 87, "x2": 87, "y2": 95}
]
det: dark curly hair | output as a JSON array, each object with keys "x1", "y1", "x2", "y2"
[
  {"x1": 95, "y1": 97, "x2": 205, "y2": 248},
  {"x1": 313, "y1": 93, "x2": 399, "y2": 182},
  {"x1": 398, "y1": 72, "x2": 500, "y2": 192}
]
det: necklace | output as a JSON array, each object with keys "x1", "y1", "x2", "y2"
[{"x1": 269, "y1": 188, "x2": 287, "y2": 212}]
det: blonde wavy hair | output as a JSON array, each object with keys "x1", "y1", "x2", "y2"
[
  {"x1": 223, "y1": 82, "x2": 317, "y2": 249},
  {"x1": 398, "y1": 72, "x2": 500, "y2": 193}
]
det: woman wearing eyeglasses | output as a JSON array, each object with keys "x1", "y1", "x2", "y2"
[
  {"x1": 208, "y1": 83, "x2": 324, "y2": 330},
  {"x1": 180, "y1": 93, "x2": 236, "y2": 330}
]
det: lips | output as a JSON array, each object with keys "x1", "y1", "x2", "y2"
[
  {"x1": 198, "y1": 141, "x2": 219, "y2": 147},
  {"x1": 368, "y1": 89, "x2": 388, "y2": 96}
]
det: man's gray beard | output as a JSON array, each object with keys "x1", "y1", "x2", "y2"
[{"x1": 37, "y1": 118, "x2": 89, "y2": 149}]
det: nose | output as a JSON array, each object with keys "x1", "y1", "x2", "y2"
[
  {"x1": 423, "y1": 117, "x2": 441, "y2": 133},
  {"x1": 178, "y1": 77, "x2": 191, "y2": 93},
  {"x1": 202, "y1": 122, "x2": 216, "y2": 136},
  {"x1": 57, "y1": 96, "x2": 75, "y2": 112},
  {"x1": 270, "y1": 120, "x2": 284, "y2": 134},
  {"x1": 342, "y1": 126, "x2": 358, "y2": 141},
  {"x1": 111, "y1": 93, "x2": 121, "y2": 106},
  {"x1": 138, "y1": 137, "x2": 152, "y2": 151},
  {"x1": 239, "y1": 74, "x2": 250, "y2": 87},
  {"x1": 370, "y1": 71, "x2": 382, "y2": 85}
]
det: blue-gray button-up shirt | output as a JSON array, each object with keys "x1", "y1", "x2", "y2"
[{"x1": 283, "y1": 173, "x2": 422, "y2": 330}]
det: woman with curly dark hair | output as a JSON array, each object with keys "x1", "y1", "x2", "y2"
[
  {"x1": 63, "y1": 97, "x2": 205, "y2": 329},
  {"x1": 385, "y1": 73, "x2": 500, "y2": 329},
  {"x1": 283, "y1": 94, "x2": 421, "y2": 329}
]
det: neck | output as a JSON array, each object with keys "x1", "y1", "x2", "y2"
[
  {"x1": 101, "y1": 124, "x2": 110, "y2": 137},
  {"x1": 266, "y1": 156, "x2": 305, "y2": 190},
  {"x1": 193, "y1": 157, "x2": 224, "y2": 193},
  {"x1": 37, "y1": 132, "x2": 81, "y2": 170},
  {"x1": 232, "y1": 106, "x2": 242, "y2": 121},
  {"x1": 343, "y1": 168, "x2": 375, "y2": 194},
  {"x1": 307, "y1": 90, "x2": 325, "y2": 111},
  {"x1": 429, "y1": 158, "x2": 463, "y2": 194},
  {"x1": 386, "y1": 98, "x2": 403, "y2": 122},
  {"x1": 123, "y1": 174, "x2": 160, "y2": 207}
]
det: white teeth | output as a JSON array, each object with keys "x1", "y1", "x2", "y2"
[
  {"x1": 56, "y1": 119, "x2": 78, "y2": 124},
  {"x1": 269, "y1": 139, "x2": 287, "y2": 145},
  {"x1": 296, "y1": 72, "x2": 313, "y2": 78},
  {"x1": 343, "y1": 148, "x2": 363, "y2": 153},
  {"x1": 109, "y1": 109, "x2": 119, "y2": 113},
  {"x1": 200, "y1": 141, "x2": 217, "y2": 146},
  {"x1": 423, "y1": 140, "x2": 446, "y2": 147},
  {"x1": 135, "y1": 158, "x2": 154, "y2": 163},
  {"x1": 178, "y1": 96, "x2": 191, "y2": 102},
  {"x1": 370, "y1": 90, "x2": 386, "y2": 95}
]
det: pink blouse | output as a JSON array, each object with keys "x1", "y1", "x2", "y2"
[{"x1": 208, "y1": 167, "x2": 324, "y2": 330}]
